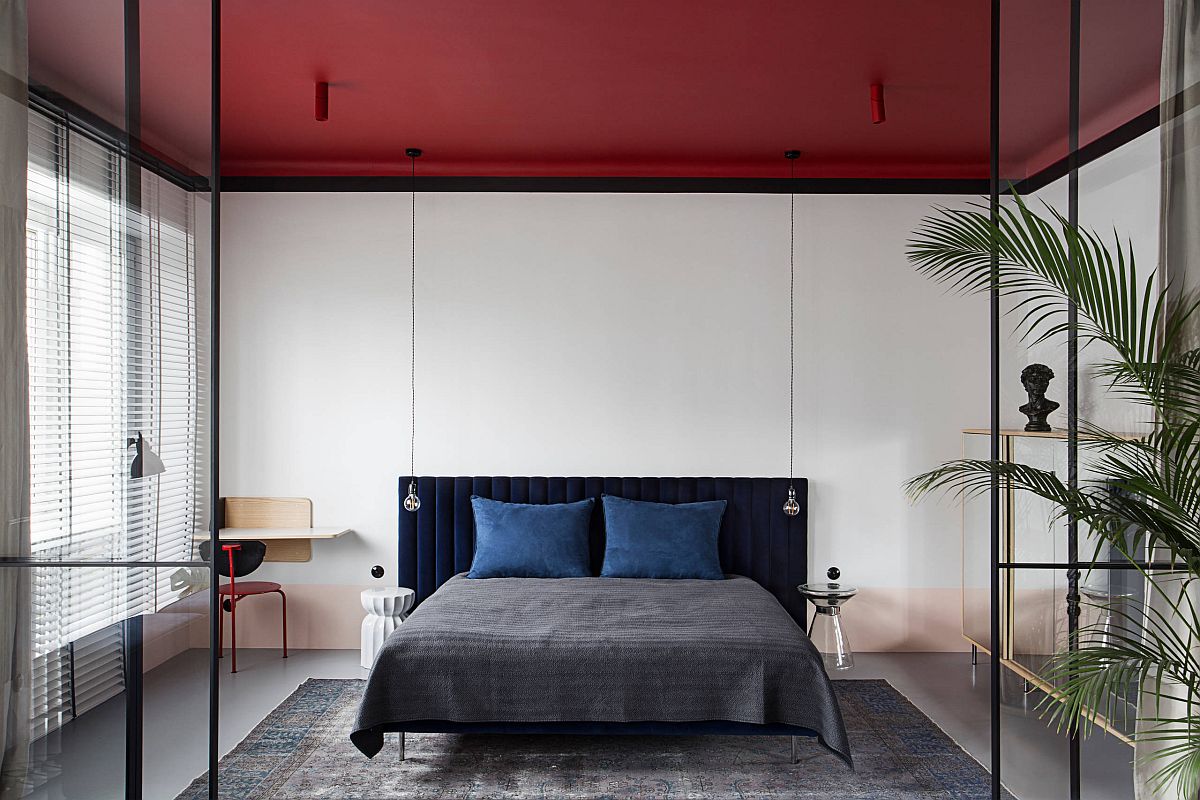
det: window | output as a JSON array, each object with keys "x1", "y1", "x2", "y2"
[{"x1": 25, "y1": 107, "x2": 205, "y2": 737}]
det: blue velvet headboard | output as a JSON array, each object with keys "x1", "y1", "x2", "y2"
[{"x1": 398, "y1": 476, "x2": 808, "y2": 625}]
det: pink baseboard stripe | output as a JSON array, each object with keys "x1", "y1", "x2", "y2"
[
  {"x1": 199, "y1": 583, "x2": 365, "y2": 651},
  {"x1": 842, "y1": 587, "x2": 968, "y2": 652}
]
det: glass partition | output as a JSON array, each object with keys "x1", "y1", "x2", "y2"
[
  {"x1": 987, "y1": 0, "x2": 1167, "y2": 797},
  {"x1": 20, "y1": 568, "x2": 211, "y2": 800},
  {"x1": 961, "y1": 431, "x2": 994, "y2": 653},
  {"x1": 18, "y1": 1, "x2": 217, "y2": 797},
  {"x1": 1007, "y1": 434, "x2": 1068, "y2": 682}
]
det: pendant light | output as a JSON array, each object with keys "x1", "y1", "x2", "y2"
[
  {"x1": 403, "y1": 147, "x2": 423, "y2": 513},
  {"x1": 783, "y1": 150, "x2": 801, "y2": 517}
]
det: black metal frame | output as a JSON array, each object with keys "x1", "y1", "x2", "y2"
[
  {"x1": 21, "y1": 2, "x2": 1175, "y2": 798},
  {"x1": 121, "y1": 4, "x2": 145, "y2": 794},
  {"x1": 208, "y1": 3, "x2": 222, "y2": 800},
  {"x1": 985, "y1": 2, "x2": 1175, "y2": 797},
  {"x1": 1065, "y1": 2, "x2": 1083, "y2": 795},
  {"x1": 8, "y1": 2, "x2": 221, "y2": 797},
  {"x1": 987, "y1": 5, "x2": 1002, "y2": 798}
]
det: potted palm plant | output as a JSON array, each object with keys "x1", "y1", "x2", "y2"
[{"x1": 903, "y1": 195, "x2": 1200, "y2": 798}]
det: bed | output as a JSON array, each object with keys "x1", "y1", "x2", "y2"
[{"x1": 350, "y1": 476, "x2": 851, "y2": 766}]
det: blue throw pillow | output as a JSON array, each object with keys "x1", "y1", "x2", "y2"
[
  {"x1": 600, "y1": 495, "x2": 726, "y2": 580},
  {"x1": 467, "y1": 496, "x2": 595, "y2": 579}
]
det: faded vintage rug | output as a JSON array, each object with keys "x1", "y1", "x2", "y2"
[{"x1": 176, "y1": 678, "x2": 1000, "y2": 799}]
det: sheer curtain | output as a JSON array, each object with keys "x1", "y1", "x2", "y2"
[
  {"x1": 1138, "y1": 2, "x2": 1200, "y2": 798},
  {"x1": 1161, "y1": 2, "x2": 1200, "y2": 288},
  {"x1": 0, "y1": 2, "x2": 31, "y2": 797}
]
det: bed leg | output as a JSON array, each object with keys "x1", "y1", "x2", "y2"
[
  {"x1": 398, "y1": 732, "x2": 405, "y2": 762},
  {"x1": 971, "y1": 644, "x2": 978, "y2": 666},
  {"x1": 791, "y1": 735, "x2": 797, "y2": 764}
]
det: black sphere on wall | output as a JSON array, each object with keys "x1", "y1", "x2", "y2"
[{"x1": 371, "y1": 565, "x2": 385, "y2": 579}]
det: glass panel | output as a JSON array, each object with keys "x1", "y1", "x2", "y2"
[
  {"x1": 139, "y1": 1, "x2": 213, "y2": 177},
  {"x1": 999, "y1": 436, "x2": 1137, "y2": 798},
  {"x1": 999, "y1": 0, "x2": 1070, "y2": 186},
  {"x1": 1079, "y1": 1, "x2": 1161, "y2": 153},
  {"x1": 1008, "y1": 434, "x2": 1067, "y2": 678},
  {"x1": 137, "y1": 4, "x2": 215, "y2": 799},
  {"x1": 22, "y1": 3, "x2": 216, "y2": 797},
  {"x1": 961, "y1": 431, "x2": 995, "y2": 652},
  {"x1": 28, "y1": 0, "x2": 127, "y2": 133},
  {"x1": 141, "y1": 576, "x2": 211, "y2": 800},
  {"x1": 998, "y1": 676, "x2": 1071, "y2": 800},
  {"x1": 1076, "y1": 5, "x2": 1162, "y2": 793},
  {"x1": 998, "y1": 668, "x2": 1136, "y2": 800},
  {"x1": 19, "y1": 565, "x2": 210, "y2": 800}
]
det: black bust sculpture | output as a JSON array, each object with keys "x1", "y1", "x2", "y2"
[{"x1": 1019, "y1": 363, "x2": 1059, "y2": 432}]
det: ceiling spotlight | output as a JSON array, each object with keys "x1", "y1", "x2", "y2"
[
  {"x1": 870, "y1": 84, "x2": 886, "y2": 124},
  {"x1": 316, "y1": 81, "x2": 329, "y2": 122}
]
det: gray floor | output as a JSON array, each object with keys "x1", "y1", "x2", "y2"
[
  {"x1": 847, "y1": 652, "x2": 1134, "y2": 800},
  {"x1": 26, "y1": 649, "x2": 1135, "y2": 800}
]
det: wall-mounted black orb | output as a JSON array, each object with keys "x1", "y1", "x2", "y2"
[
  {"x1": 371, "y1": 565, "x2": 385, "y2": 579},
  {"x1": 827, "y1": 566, "x2": 841, "y2": 581}
]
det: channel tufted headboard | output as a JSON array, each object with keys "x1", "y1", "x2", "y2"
[{"x1": 398, "y1": 476, "x2": 808, "y2": 626}]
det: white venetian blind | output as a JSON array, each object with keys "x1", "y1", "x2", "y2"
[{"x1": 25, "y1": 107, "x2": 204, "y2": 736}]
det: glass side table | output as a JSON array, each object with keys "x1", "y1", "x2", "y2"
[
  {"x1": 1080, "y1": 584, "x2": 1135, "y2": 652},
  {"x1": 799, "y1": 568, "x2": 857, "y2": 671}
]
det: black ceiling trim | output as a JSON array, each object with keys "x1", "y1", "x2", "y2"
[
  {"x1": 1007, "y1": 106, "x2": 1159, "y2": 195},
  {"x1": 1005, "y1": 81, "x2": 1200, "y2": 196},
  {"x1": 220, "y1": 175, "x2": 990, "y2": 194}
]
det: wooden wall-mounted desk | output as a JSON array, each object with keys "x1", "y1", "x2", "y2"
[
  {"x1": 201, "y1": 497, "x2": 352, "y2": 562},
  {"x1": 197, "y1": 526, "x2": 351, "y2": 562}
]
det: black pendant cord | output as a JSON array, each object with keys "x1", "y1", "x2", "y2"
[
  {"x1": 403, "y1": 148, "x2": 422, "y2": 511},
  {"x1": 789, "y1": 157, "x2": 795, "y2": 484},
  {"x1": 782, "y1": 150, "x2": 801, "y2": 517},
  {"x1": 410, "y1": 152, "x2": 416, "y2": 483}
]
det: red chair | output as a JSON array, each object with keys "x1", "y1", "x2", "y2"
[{"x1": 200, "y1": 540, "x2": 287, "y2": 673}]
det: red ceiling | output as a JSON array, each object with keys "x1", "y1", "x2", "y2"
[{"x1": 28, "y1": 0, "x2": 1163, "y2": 180}]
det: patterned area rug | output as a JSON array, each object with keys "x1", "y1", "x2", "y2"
[{"x1": 177, "y1": 678, "x2": 1000, "y2": 799}]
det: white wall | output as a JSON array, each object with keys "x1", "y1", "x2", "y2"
[{"x1": 219, "y1": 190, "x2": 987, "y2": 651}]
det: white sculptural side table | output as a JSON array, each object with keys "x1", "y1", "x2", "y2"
[{"x1": 360, "y1": 587, "x2": 415, "y2": 669}]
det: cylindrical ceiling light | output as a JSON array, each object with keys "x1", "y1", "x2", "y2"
[
  {"x1": 870, "y1": 83, "x2": 886, "y2": 124},
  {"x1": 315, "y1": 81, "x2": 329, "y2": 122}
]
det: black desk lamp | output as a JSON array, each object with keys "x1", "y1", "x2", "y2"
[{"x1": 127, "y1": 432, "x2": 166, "y2": 479}]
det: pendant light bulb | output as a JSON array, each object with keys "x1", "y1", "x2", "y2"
[
  {"x1": 783, "y1": 485, "x2": 800, "y2": 517},
  {"x1": 404, "y1": 480, "x2": 421, "y2": 512}
]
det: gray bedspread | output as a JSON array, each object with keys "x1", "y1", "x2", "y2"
[{"x1": 351, "y1": 574, "x2": 851, "y2": 764}]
